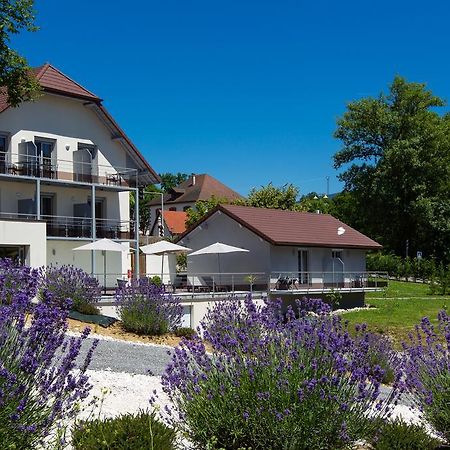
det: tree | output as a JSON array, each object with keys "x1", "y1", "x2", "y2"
[
  {"x1": 0, "y1": 0, "x2": 41, "y2": 106},
  {"x1": 130, "y1": 185, "x2": 163, "y2": 235},
  {"x1": 298, "y1": 192, "x2": 335, "y2": 215},
  {"x1": 185, "y1": 196, "x2": 230, "y2": 228},
  {"x1": 243, "y1": 183, "x2": 301, "y2": 210},
  {"x1": 334, "y1": 76, "x2": 450, "y2": 261},
  {"x1": 159, "y1": 172, "x2": 189, "y2": 192},
  {"x1": 185, "y1": 183, "x2": 302, "y2": 228}
]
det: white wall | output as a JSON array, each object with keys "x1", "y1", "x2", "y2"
[
  {"x1": 46, "y1": 240, "x2": 132, "y2": 288},
  {"x1": 1, "y1": 93, "x2": 138, "y2": 174},
  {"x1": 178, "y1": 211, "x2": 271, "y2": 286},
  {"x1": 0, "y1": 220, "x2": 46, "y2": 267}
]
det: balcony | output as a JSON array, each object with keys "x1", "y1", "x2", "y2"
[
  {"x1": 0, "y1": 151, "x2": 138, "y2": 188},
  {"x1": 0, "y1": 212, "x2": 135, "y2": 240}
]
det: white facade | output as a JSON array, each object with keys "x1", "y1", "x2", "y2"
[
  {"x1": 178, "y1": 210, "x2": 367, "y2": 289},
  {"x1": 0, "y1": 87, "x2": 155, "y2": 283}
]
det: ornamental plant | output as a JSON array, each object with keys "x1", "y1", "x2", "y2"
[
  {"x1": 402, "y1": 310, "x2": 450, "y2": 443},
  {"x1": 40, "y1": 265, "x2": 101, "y2": 314},
  {"x1": 162, "y1": 296, "x2": 398, "y2": 449},
  {"x1": 116, "y1": 280, "x2": 182, "y2": 335},
  {"x1": 0, "y1": 263, "x2": 98, "y2": 449},
  {"x1": 0, "y1": 257, "x2": 41, "y2": 304}
]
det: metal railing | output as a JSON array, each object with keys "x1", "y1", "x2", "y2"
[
  {"x1": 0, "y1": 211, "x2": 135, "y2": 239},
  {"x1": 91, "y1": 271, "x2": 388, "y2": 296},
  {"x1": 269, "y1": 271, "x2": 388, "y2": 291},
  {"x1": 42, "y1": 215, "x2": 135, "y2": 239},
  {"x1": 0, "y1": 151, "x2": 138, "y2": 187}
]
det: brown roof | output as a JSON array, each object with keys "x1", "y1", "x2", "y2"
[
  {"x1": 32, "y1": 64, "x2": 100, "y2": 101},
  {"x1": 0, "y1": 63, "x2": 159, "y2": 184},
  {"x1": 178, "y1": 204, "x2": 382, "y2": 249},
  {"x1": 149, "y1": 174, "x2": 242, "y2": 206}
]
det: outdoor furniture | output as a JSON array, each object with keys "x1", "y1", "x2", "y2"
[
  {"x1": 106, "y1": 172, "x2": 122, "y2": 186},
  {"x1": 117, "y1": 278, "x2": 128, "y2": 289}
]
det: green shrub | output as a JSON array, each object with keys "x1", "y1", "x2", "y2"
[
  {"x1": 174, "y1": 327, "x2": 197, "y2": 339},
  {"x1": 72, "y1": 409, "x2": 177, "y2": 450},
  {"x1": 150, "y1": 275, "x2": 162, "y2": 287},
  {"x1": 371, "y1": 419, "x2": 440, "y2": 450}
]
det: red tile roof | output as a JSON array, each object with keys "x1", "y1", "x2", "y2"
[
  {"x1": 0, "y1": 63, "x2": 160, "y2": 184},
  {"x1": 32, "y1": 64, "x2": 100, "y2": 101},
  {"x1": 179, "y1": 204, "x2": 382, "y2": 249},
  {"x1": 163, "y1": 211, "x2": 188, "y2": 235},
  {"x1": 149, "y1": 174, "x2": 242, "y2": 206}
]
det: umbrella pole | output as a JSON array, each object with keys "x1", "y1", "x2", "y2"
[
  {"x1": 104, "y1": 251, "x2": 107, "y2": 295},
  {"x1": 161, "y1": 253, "x2": 164, "y2": 284}
]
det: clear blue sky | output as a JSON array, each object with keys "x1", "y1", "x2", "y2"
[{"x1": 12, "y1": 0, "x2": 450, "y2": 196}]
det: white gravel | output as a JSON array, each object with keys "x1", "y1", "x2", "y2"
[{"x1": 79, "y1": 369, "x2": 170, "y2": 420}]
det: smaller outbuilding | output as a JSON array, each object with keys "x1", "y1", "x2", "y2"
[{"x1": 177, "y1": 204, "x2": 384, "y2": 307}]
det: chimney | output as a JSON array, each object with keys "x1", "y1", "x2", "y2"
[
  {"x1": 191, "y1": 174, "x2": 196, "y2": 186},
  {"x1": 316, "y1": 210, "x2": 320, "y2": 214}
]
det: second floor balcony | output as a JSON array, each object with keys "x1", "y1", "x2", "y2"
[
  {"x1": 0, "y1": 150, "x2": 139, "y2": 188},
  {"x1": 0, "y1": 212, "x2": 135, "y2": 240}
]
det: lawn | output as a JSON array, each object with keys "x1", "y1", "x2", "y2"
[{"x1": 345, "y1": 280, "x2": 450, "y2": 347}]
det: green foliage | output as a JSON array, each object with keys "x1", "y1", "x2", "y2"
[
  {"x1": 176, "y1": 253, "x2": 187, "y2": 271},
  {"x1": 298, "y1": 192, "x2": 336, "y2": 214},
  {"x1": 0, "y1": 0, "x2": 42, "y2": 106},
  {"x1": 326, "y1": 289, "x2": 342, "y2": 308},
  {"x1": 150, "y1": 275, "x2": 162, "y2": 287},
  {"x1": 72, "y1": 409, "x2": 177, "y2": 450},
  {"x1": 185, "y1": 195, "x2": 230, "y2": 227},
  {"x1": 174, "y1": 327, "x2": 197, "y2": 339},
  {"x1": 131, "y1": 185, "x2": 163, "y2": 235},
  {"x1": 185, "y1": 183, "x2": 301, "y2": 227},
  {"x1": 159, "y1": 172, "x2": 189, "y2": 192},
  {"x1": 371, "y1": 419, "x2": 440, "y2": 450},
  {"x1": 334, "y1": 76, "x2": 450, "y2": 263}
]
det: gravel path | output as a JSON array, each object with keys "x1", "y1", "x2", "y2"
[{"x1": 77, "y1": 336, "x2": 173, "y2": 376}]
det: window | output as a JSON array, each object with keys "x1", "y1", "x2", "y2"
[
  {"x1": 332, "y1": 250, "x2": 343, "y2": 259},
  {"x1": 169, "y1": 207, "x2": 177, "y2": 211},
  {"x1": 0, "y1": 135, "x2": 7, "y2": 173}
]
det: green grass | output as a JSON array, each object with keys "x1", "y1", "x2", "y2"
[
  {"x1": 345, "y1": 280, "x2": 450, "y2": 347},
  {"x1": 366, "y1": 279, "x2": 432, "y2": 299}
]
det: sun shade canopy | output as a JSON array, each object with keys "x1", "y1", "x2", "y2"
[
  {"x1": 140, "y1": 241, "x2": 192, "y2": 255},
  {"x1": 188, "y1": 242, "x2": 249, "y2": 256},
  {"x1": 73, "y1": 238, "x2": 129, "y2": 252}
]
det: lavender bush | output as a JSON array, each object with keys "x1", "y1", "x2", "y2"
[
  {"x1": 0, "y1": 261, "x2": 97, "y2": 449},
  {"x1": 41, "y1": 265, "x2": 101, "y2": 314},
  {"x1": 116, "y1": 280, "x2": 182, "y2": 335},
  {"x1": 0, "y1": 257, "x2": 41, "y2": 304},
  {"x1": 162, "y1": 296, "x2": 398, "y2": 449},
  {"x1": 402, "y1": 310, "x2": 450, "y2": 442}
]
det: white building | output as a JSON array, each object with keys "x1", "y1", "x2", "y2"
[
  {"x1": 177, "y1": 204, "x2": 384, "y2": 307},
  {"x1": 0, "y1": 64, "x2": 159, "y2": 285}
]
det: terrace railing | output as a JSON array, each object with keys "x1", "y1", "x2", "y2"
[
  {"x1": 0, "y1": 151, "x2": 138, "y2": 187},
  {"x1": 93, "y1": 271, "x2": 388, "y2": 296}
]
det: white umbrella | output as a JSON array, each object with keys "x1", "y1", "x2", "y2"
[
  {"x1": 188, "y1": 242, "x2": 249, "y2": 285},
  {"x1": 140, "y1": 241, "x2": 192, "y2": 280},
  {"x1": 73, "y1": 238, "x2": 130, "y2": 293}
]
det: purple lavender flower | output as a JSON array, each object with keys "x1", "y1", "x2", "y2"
[
  {"x1": 161, "y1": 294, "x2": 398, "y2": 449},
  {"x1": 116, "y1": 280, "x2": 182, "y2": 335},
  {"x1": 0, "y1": 260, "x2": 97, "y2": 448},
  {"x1": 401, "y1": 310, "x2": 450, "y2": 442}
]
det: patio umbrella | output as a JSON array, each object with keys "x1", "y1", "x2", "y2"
[
  {"x1": 140, "y1": 241, "x2": 192, "y2": 280},
  {"x1": 73, "y1": 238, "x2": 130, "y2": 293},
  {"x1": 188, "y1": 242, "x2": 249, "y2": 285}
]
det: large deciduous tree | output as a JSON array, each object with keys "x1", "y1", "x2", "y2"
[
  {"x1": 334, "y1": 76, "x2": 450, "y2": 261},
  {"x1": 0, "y1": 0, "x2": 41, "y2": 106}
]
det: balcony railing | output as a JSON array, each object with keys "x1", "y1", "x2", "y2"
[
  {"x1": 0, "y1": 212, "x2": 135, "y2": 239},
  {"x1": 89, "y1": 271, "x2": 388, "y2": 296},
  {"x1": 0, "y1": 151, "x2": 138, "y2": 187}
]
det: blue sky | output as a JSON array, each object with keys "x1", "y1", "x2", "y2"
[{"x1": 12, "y1": 0, "x2": 450, "y2": 196}]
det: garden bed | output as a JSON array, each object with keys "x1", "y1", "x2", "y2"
[{"x1": 66, "y1": 318, "x2": 184, "y2": 347}]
